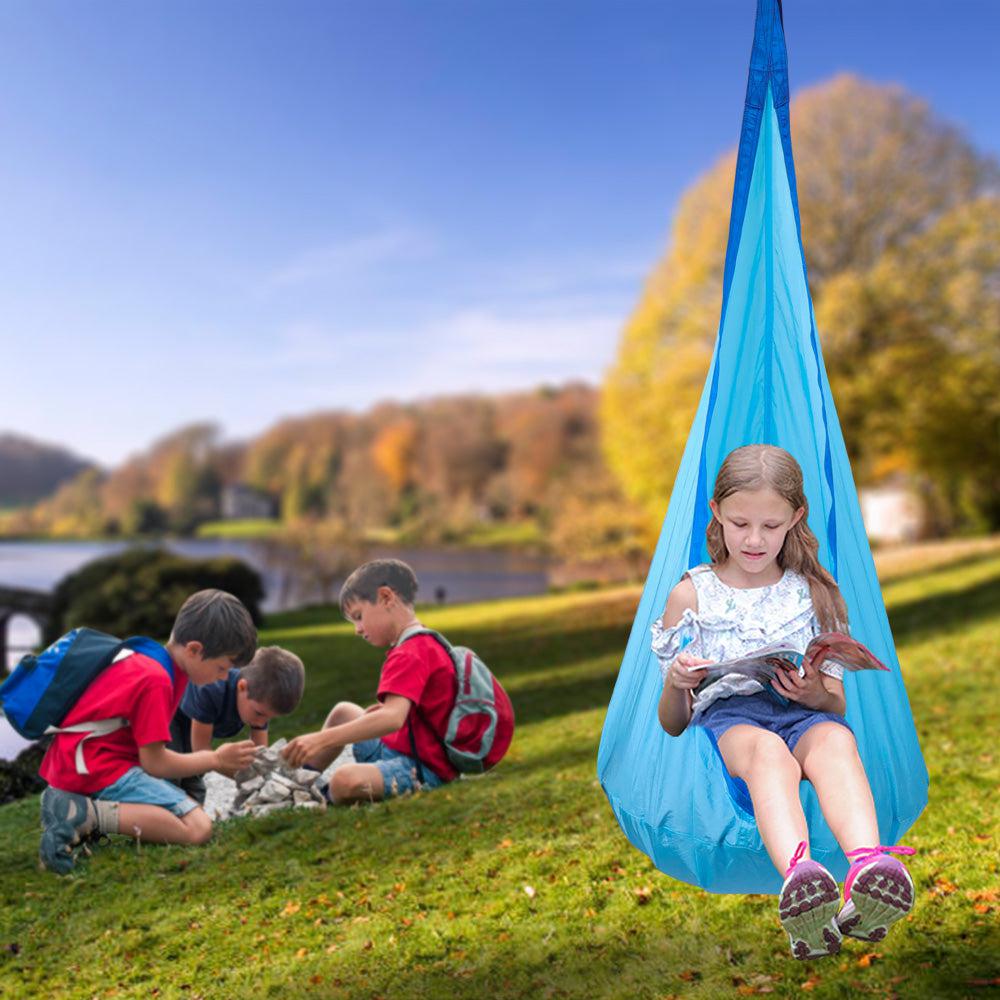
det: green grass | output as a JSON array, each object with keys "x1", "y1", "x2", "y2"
[
  {"x1": 2, "y1": 549, "x2": 998, "y2": 999},
  {"x1": 194, "y1": 520, "x2": 286, "y2": 540}
]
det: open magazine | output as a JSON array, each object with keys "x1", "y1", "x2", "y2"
[{"x1": 687, "y1": 631, "x2": 889, "y2": 692}]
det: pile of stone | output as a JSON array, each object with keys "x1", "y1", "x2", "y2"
[{"x1": 214, "y1": 738, "x2": 327, "y2": 820}]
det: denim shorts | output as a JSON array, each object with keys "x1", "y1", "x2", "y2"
[
  {"x1": 95, "y1": 766, "x2": 200, "y2": 817},
  {"x1": 696, "y1": 690, "x2": 852, "y2": 753},
  {"x1": 351, "y1": 739, "x2": 446, "y2": 798}
]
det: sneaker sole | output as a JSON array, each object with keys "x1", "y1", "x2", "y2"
[
  {"x1": 779, "y1": 863, "x2": 842, "y2": 960},
  {"x1": 838, "y1": 859, "x2": 914, "y2": 941},
  {"x1": 38, "y1": 788, "x2": 90, "y2": 875}
]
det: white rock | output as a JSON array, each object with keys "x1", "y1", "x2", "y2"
[
  {"x1": 258, "y1": 779, "x2": 290, "y2": 803},
  {"x1": 203, "y1": 742, "x2": 355, "y2": 821}
]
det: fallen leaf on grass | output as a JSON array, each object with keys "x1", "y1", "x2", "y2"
[
  {"x1": 633, "y1": 886, "x2": 653, "y2": 904},
  {"x1": 309, "y1": 976, "x2": 323, "y2": 986},
  {"x1": 498, "y1": 838, "x2": 514, "y2": 849},
  {"x1": 800, "y1": 977, "x2": 821, "y2": 991},
  {"x1": 678, "y1": 969, "x2": 701, "y2": 982},
  {"x1": 295, "y1": 948, "x2": 308, "y2": 959},
  {"x1": 856, "y1": 952, "x2": 882, "y2": 968},
  {"x1": 931, "y1": 878, "x2": 958, "y2": 896},
  {"x1": 281, "y1": 901, "x2": 301, "y2": 916},
  {"x1": 966, "y1": 889, "x2": 998, "y2": 902}
]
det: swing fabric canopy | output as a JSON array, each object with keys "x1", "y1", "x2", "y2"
[{"x1": 597, "y1": 0, "x2": 928, "y2": 894}]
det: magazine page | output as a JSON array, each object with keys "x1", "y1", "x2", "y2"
[{"x1": 686, "y1": 631, "x2": 888, "y2": 692}]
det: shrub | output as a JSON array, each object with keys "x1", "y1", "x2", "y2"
[{"x1": 45, "y1": 547, "x2": 265, "y2": 644}]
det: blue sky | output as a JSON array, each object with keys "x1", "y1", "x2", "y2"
[{"x1": 1, "y1": 0, "x2": 998, "y2": 466}]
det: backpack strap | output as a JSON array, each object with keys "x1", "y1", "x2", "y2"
[
  {"x1": 45, "y1": 717, "x2": 130, "y2": 775},
  {"x1": 395, "y1": 626, "x2": 451, "y2": 786}
]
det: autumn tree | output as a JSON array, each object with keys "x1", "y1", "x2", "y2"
[{"x1": 603, "y1": 75, "x2": 999, "y2": 531}]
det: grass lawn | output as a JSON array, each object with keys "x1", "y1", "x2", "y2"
[{"x1": 1, "y1": 543, "x2": 998, "y2": 999}]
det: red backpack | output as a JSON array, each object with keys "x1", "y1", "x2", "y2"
[{"x1": 398, "y1": 627, "x2": 514, "y2": 774}]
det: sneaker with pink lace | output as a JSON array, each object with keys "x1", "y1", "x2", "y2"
[
  {"x1": 837, "y1": 845, "x2": 915, "y2": 942},
  {"x1": 778, "y1": 841, "x2": 842, "y2": 960}
]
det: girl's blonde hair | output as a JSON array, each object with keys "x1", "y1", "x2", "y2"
[{"x1": 706, "y1": 445, "x2": 848, "y2": 631}]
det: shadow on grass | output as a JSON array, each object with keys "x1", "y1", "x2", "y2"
[
  {"x1": 888, "y1": 573, "x2": 1000, "y2": 645},
  {"x1": 509, "y1": 669, "x2": 619, "y2": 727}
]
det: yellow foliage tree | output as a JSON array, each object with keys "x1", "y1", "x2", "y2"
[
  {"x1": 372, "y1": 418, "x2": 418, "y2": 493},
  {"x1": 603, "y1": 74, "x2": 998, "y2": 530}
]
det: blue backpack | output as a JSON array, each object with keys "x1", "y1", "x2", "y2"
[{"x1": 0, "y1": 628, "x2": 173, "y2": 774}]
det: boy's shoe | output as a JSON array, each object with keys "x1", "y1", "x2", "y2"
[
  {"x1": 778, "y1": 841, "x2": 842, "y2": 960},
  {"x1": 837, "y1": 845, "x2": 915, "y2": 942},
  {"x1": 39, "y1": 787, "x2": 97, "y2": 875}
]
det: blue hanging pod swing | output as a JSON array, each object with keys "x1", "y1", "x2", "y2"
[{"x1": 596, "y1": 0, "x2": 928, "y2": 895}]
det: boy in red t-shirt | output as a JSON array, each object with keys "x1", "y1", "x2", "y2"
[
  {"x1": 283, "y1": 559, "x2": 458, "y2": 802},
  {"x1": 38, "y1": 589, "x2": 259, "y2": 874}
]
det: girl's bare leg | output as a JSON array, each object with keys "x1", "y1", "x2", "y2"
[
  {"x1": 793, "y1": 722, "x2": 880, "y2": 854},
  {"x1": 718, "y1": 724, "x2": 807, "y2": 873}
]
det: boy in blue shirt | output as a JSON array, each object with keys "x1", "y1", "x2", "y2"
[{"x1": 168, "y1": 645, "x2": 305, "y2": 804}]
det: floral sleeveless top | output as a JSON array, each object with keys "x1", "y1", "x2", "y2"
[{"x1": 650, "y1": 564, "x2": 843, "y2": 718}]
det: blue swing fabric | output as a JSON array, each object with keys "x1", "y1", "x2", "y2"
[{"x1": 596, "y1": 0, "x2": 928, "y2": 895}]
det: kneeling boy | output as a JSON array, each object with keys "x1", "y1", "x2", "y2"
[
  {"x1": 283, "y1": 559, "x2": 459, "y2": 803},
  {"x1": 38, "y1": 589, "x2": 259, "y2": 874},
  {"x1": 168, "y1": 645, "x2": 306, "y2": 804}
]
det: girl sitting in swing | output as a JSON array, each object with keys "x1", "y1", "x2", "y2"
[{"x1": 654, "y1": 444, "x2": 914, "y2": 959}]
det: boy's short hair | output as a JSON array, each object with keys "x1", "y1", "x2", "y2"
[
  {"x1": 240, "y1": 646, "x2": 305, "y2": 715},
  {"x1": 171, "y1": 589, "x2": 257, "y2": 666},
  {"x1": 339, "y1": 559, "x2": 419, "y2": 611}
]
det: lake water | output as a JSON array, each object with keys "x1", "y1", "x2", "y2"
[
  {"x1": 0, "y1": 538, "x2": 550, "y2": 609},
  {"x1": 0, "y1": 538, "x2": 549, "y2": 662}
]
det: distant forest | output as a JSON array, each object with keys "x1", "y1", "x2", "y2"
[{"x1": 0, "y1": 384, "x2": 650, "y2": 566}]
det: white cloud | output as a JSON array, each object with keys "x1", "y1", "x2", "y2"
[
  {"x1": 251, "y1": 297, "x2": 626, "y2": 408},
  {"x1": 264, "y1": 226, "x2": 436, "y2": 290}
]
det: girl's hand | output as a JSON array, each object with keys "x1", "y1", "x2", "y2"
[
  {"x1": 770, "y1": 656, "x2": 829, "y2": 709},
  {"x1": 667, "y1": 653, "x2": 713, "y2": 691}
]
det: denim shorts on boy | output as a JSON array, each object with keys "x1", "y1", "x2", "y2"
[
  {"x1": 94, "y1": 766, "x2": 199, "y2": 817},
  {"x1": 351, "y1": 738, "x2": 446, "y2": 797},
  {"x1": 696, "y1": 689, "x2": 852, "y2": 752}
]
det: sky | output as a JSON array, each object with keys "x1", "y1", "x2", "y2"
[{"x1": 1, "y1": 0, "x2": 998, "y2": 467}]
